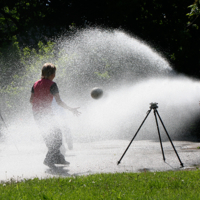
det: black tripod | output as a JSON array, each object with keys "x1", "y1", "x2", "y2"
[{"x1": 117, "y1": 103, "x2": 184, "y2": 167}]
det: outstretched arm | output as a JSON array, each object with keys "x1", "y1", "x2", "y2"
[{"x1": 54, "y1": 93, "x2": 81, "y2": 116}]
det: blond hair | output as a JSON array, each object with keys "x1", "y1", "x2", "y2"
[{"x1": 41, "y1": 63, "x2": 56, "y2": 79}]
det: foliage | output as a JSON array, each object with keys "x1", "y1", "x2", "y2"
[
  {"x1": 0, "y1": 0, "x2": 47, "y2": 41},
  {"x1": 0, "y1": 40, "x2": 58, "y2": 113},
  {"x1": 187, "y1": 0, "x2": 200, "y2": 29},
  {"x1": 1, "y1": 170, "x2": 200, "y2": 199},
  {"x1": 187, "y1": 0, "x2": 200, "y2": 18},
  {"x1": 0, "y1": 36, "x2": 21, "y2": 88},
  {"x1": 0, "y1": 1, "x2": 200, "y2": 76}
]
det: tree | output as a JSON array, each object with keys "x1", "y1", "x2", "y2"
[
  {"x1": 187, "y1": 0, "x2": 200, "y2": 29},
  {"x1": 0, "y1": 0, "x2": 200, "y2": 77},
  {"x1": 0, "y1": 0, "x2": 50, "y2": 44}
]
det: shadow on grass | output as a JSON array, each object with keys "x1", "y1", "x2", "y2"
[{"x1": 45, "y1": 166, "x2": 94, "y2": 177}]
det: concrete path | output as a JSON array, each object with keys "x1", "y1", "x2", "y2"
[{"x1": 0, "y1": 140, "x2": 200, "y2": 182}]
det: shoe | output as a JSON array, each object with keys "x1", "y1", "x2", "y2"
[
  {"x1": 43, "y1": 160, "x2": 57, "y2": 169},
  {"x1": 58, "y1": 160, "x2": 70, "y2": 165},
  {"x1": 55, "y1": 153, "x2": 70, "y2": 165}
]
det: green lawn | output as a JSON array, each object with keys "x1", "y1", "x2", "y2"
[{"x1": 0, "y1": 170, "x2": 200, "y2": 199}]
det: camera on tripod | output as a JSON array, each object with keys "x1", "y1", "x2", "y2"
[
  {"x1": 117, "y1": 102, "x2": 184, "y2": 167},
  {"x1": 150, "y1": 102, "x2": 158, "y2": 109}
]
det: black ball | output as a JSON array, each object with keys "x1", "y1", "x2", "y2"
[{"x1": 91, "y1": 87, "x2": 103, "y2": 99}]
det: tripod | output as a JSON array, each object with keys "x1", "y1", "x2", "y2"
[{"x1": 117, "y1": 103, "x2": 184, "y2": 167}]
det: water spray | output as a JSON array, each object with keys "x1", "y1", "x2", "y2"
[
  {"x1": 0, "y1": 110, "x2": 19, "y2": 152},
  {"x1": 0, "y1": 110, "x2": 8, "y2": 129},
  {"x1": 117, "y1": 102, "x2": 184, "y2": 168},
  {"x1": 1, "y1": 28, "x2": 199, "y2": 180}
]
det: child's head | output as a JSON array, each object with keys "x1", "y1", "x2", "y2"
[{"x1": 41, "y1": 63, "x2": 56, "y2": 79}]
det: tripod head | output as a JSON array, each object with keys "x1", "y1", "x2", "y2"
[{"x1": 150, "y1": 102, "x2": 158, "y2": 110}]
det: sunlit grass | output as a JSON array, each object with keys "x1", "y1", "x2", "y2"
[{"x1": 0, "y1": 170, "x2": 200, "y2": 199}]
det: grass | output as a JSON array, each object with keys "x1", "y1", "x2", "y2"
[{"x1": 0, "y1": 170, "x2": 200, "y2": 200}]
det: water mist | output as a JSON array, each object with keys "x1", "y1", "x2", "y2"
[
  {"x1": 0, "y1": 28, "x2": 200, "y2": 180},
  {"x1": 52, "y1": 28, "x2": 200, "y2": 142}
]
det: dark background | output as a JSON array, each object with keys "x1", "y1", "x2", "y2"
[{"x1": 0, "y1": 0, "x2": 200, "y2": 77}]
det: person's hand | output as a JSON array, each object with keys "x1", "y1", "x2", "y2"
[{"x1": 70, "y1": 107, "x2": 81, "y2": 116}]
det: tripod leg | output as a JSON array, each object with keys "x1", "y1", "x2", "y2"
[
  {"x1": 155, "y1": 110, "x2": 184, "y2": 167},
  {"x1": 153, "y1": 110, "x2": 166, "y2": 161},
  {"x1": 117, "y1": 109, "x2": 152, "y2": 165},
  {"x1": 0, "y1": 111, "x2": 7, "y2": 128}
]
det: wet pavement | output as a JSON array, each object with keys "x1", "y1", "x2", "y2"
[{"x1": 0, "y1": 139, "x2": 200, "y2": 182}]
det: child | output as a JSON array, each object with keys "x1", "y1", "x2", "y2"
[{"x1": 30, "y1": 63, "x2": 80, "y2": 169}]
